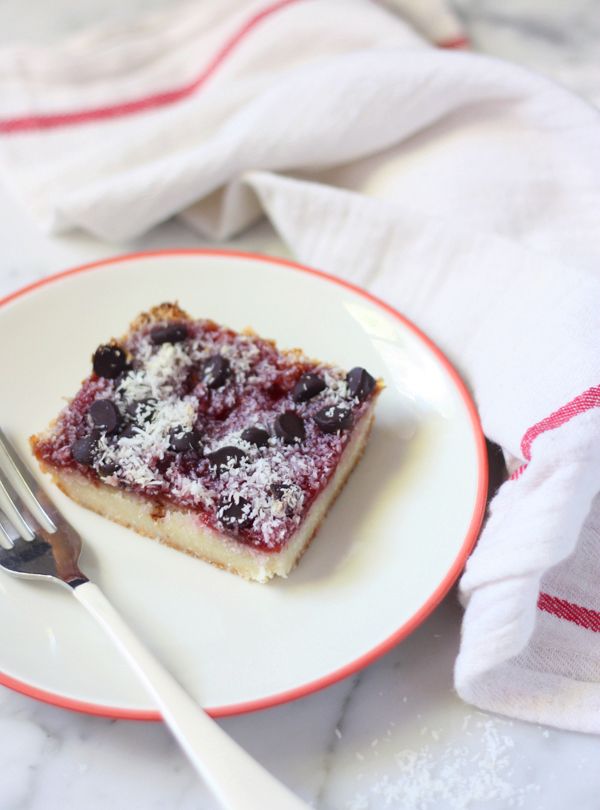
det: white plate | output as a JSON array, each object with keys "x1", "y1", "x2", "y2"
[{"x1": 0, "y1": 250, "x2": 486, "y2": 718}]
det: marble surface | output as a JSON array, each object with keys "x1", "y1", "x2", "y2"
[{"x1": 0, "y1": 1, "x2": 600, "y2": 808}]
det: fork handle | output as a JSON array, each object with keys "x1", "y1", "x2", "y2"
[{"x1": 73, "y1": 581, "x2": 310, "y2": 810}]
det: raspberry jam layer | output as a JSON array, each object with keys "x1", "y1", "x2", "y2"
[{"x1": 33, "y1": 305, "x2": 378, "y2": 553}]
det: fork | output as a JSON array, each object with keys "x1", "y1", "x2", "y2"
[{"x1": 0, "y1": 428, "x2": 310, "y2": 810}]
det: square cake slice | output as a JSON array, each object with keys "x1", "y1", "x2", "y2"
[{"x1": 31, "y1": 303, "x2": 382, "y2": 582}]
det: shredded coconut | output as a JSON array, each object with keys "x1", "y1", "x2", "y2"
[
  {"x1": 37, "y1": 311, "x2": 376, "y2": 552},
  {"x1": 349, "y1": 716, "x2": 542, "y2": 809}
]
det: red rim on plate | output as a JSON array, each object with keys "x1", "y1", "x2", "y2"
[{"x1": 0, "y1": 249, "x2": 488, "y2": 719}]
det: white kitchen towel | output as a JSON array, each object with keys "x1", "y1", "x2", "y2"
[
  {"x1": 1, "y1": 0, "x2": 600, "y2": 732},
  {"x1": 0, "y1": 0, "x2": 473, "y2": 241},
  {"x1": 243, "y1": 170, "x2": 600, "y2": 733},
  {"x1": 381, "y1": 0, "x2": 469, "y2": 48}
]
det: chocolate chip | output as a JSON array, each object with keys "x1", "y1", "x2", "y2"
[
  {"x1": 89, "y1": 399, "x2": 121, "y2": 432},
  {"x1": 274, "y1": 413, "x2": 305, "y2": 444},
  {"x1": 97, "y1": 461, "x2": 118, "y2": 476},
  {"x1": 292, "y1": 373, "x2": 326, "y2": 403},
  {"x1": 270, "y1": 481, "x2": 289, "y2": 500},
  {"x1": 241, "y1": 426, "x2": 270, "y2": 447},
  {"x1": 126, "y1": 398, "x2": 157, "y2": 424},
  {"x1": 71, "y1": 432, "x2": 99, "y2": 466},
  {"x1": 155, "y1": 456, "x2": 173, "y2": 476},
  {"x1": 93, "y1": 345, "x2": 130, "y2": 379},
  {"x1": 314, "y1": 405, "x2": 354, "y2": 434},
  {"x1": 217, "y1": 495, "x2": 253, "y2": 531},
  {"x1": 203, "y1": 355, "x2": 231, "y2": 389},
  {"x1": 207, "y1": 446, "x2": 247, "y2": 475},
  {"x1": 150, "y1": 323, "x2": 187, "y2": 345},
  {"x1": 169, "y1": 427, "x2": 202, "y2": 453},
  {"x1": 270, "y1": 482, "x2": 297, "y2": 516},
  {"x1": 347, "y1": 367, "x2": 376, "y2": 402},
  {"x1": 115, "y1": 424, "x2": 139, "y2": 442}
]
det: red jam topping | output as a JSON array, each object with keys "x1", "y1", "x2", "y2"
[{"x1": 33, "y1": 313, "x2": 376, "y2": 553}]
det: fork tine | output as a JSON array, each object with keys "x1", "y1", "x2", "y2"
[
  {"x1": 0, "y1": 531, "x2": 58, "y2": 577},
  {"x1": 0, "y1": 504, "x2": 19, "y2": 545},
  {"x1": 0, "y1": 428, "x2": 86, "y2": 586},
  {"x1": 0, "y1": 464, "x2": 38, "y2": 539},
  {"x1": 0, "y1": 428, "x2": 57, "y2": 532}
]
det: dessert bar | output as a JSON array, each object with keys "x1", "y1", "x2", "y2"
[{"x1": 31, "y1": 303, "x2": 382, "y2": 582}]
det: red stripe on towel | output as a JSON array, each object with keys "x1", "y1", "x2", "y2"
[
  {"x1": 509, "y1": 384, "x2": 600, "y2": 479},
  {"x1": 509, "y1": 464, "x2": 527, "y2": 481},
  {"x1": 538, "y1": 592, "x2": 600, "y2": 633},
  {"x1": 521, "y1": 385, "x2": 600, "y2": 462},
  {"x1": 436, "y1": 35, "x2": 470, "y2": 49},
  {"x1": 0, "y1": 0, "x2": 305, "y2": 133}
]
